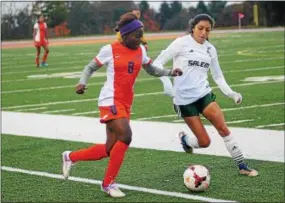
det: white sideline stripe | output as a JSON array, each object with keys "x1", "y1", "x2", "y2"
[
  {"x1": 72, "y1": 111, "x2": 99, "y2": 116},
  {"x1": 2, "y1": 65, "x2": 284, "y2": 83},
  {"x1": 2, "y1": 111, "x2": 284, "y2": 162},
  {"x1": 1, "y1": 166, "x2": 236, "y2": 202},
  {"x1": 2, "y1": 80, "x2": 283, "y2": 110},
  {"x1": 42, "y1": 109, "x2": 75, "y2": 114},
  {"x1": 15, "y1": 107, "x2": 47, "y2": 112},
  {"x1": 1, "y1": 78, "x2": 156, "y2": 94},
  {"x1": 137, "y1": 102, "x2": 284, "y2": 121},
  {"x1": 256, "y1": 123, "x2": 284, "y2": 128}
]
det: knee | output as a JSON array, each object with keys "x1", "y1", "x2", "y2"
[
  {"x1": 120, "y1": 131, "x2": 132, "y2": 145},
  {"x1": 199, "y1": 137, "x2": 211, "y2": 148},
  {"x1": 46, "y1": 49, "x2": 49, "y2": 53}
]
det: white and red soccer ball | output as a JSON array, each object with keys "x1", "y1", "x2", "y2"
[{"x1": 183, "y1": 164, "x2": 210, "y2": 192}]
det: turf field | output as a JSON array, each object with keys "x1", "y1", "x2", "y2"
[{"x1": 1, "y1": 30, "x2": 284, "y2": 202}]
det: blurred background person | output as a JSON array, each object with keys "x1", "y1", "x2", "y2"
[{"x1": 33, "y1": 14, "x2": 49, "y2": 67}]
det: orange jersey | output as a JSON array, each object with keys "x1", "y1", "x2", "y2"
[
  {"x1": 34, "y1": 22, "x2": 47, "y2": 43},
  {"x1": 95, "y1": 41, "x2": 151, "y2": 108}
]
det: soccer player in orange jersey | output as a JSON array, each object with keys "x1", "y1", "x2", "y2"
[
  {"x1": 61, "y1": 13, "x2": 182, "y2": 198},
  {"x1": 33, "y1": 15, "x2": 49, "y2": 67}
]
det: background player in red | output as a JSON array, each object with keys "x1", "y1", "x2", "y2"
[
  {"x1": 33, "y1": 15, "x2": 49, "y2": 67},
  {"x1": 61, "y1": 13, "x2": 182, "y2": 198}
]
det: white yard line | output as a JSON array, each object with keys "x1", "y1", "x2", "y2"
[
  {"x1": 137, "y1": 102, "x2": 284, "y2": 121},
  {"x1": 256, "y1": 123, "x2": 284, "y2": 129},
  {"x1": 14, "y1": 107, "x2": 47, "y2": 112},
  {"x1": 226, "y1": 119, "x2": 254, "y2": 124},
  {"x1": 2, "y1": 80, "x2": 283, "y2": 110},
  {"x1": 2, "y1": 98, "x2": 98, "y2": 110},
  {"x1": 2, "y1": 78, "x2": 157, "y2": 94},
  {"x1": 223, "y1": 65, "x2": 284, "y2": 73},
  {"x1": 72, "y1": 111, "x2": 99, "y2": 116},
  {"x1": 42, "y1": 109, "x2": 75, "y2": 114},
  {"x1": 1, "y1": 166, "x2": 236, "y2": 202},
  {"x1": 2, "y1": 66, "x2": 82, "y2": 75},
  {"x1": 2, "y1": 65, "x2": 284, "y2": 83},
  {"x1": 2, "y1": 56, "x2": 283, "y2": 76}
]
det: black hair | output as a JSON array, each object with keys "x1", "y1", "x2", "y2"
[
  {"x1": 188, "y1": 13, "x2": 215, "y2": 33},
  {"x1": 114, "y1": 12, "x2": 138, "y2": 32}
]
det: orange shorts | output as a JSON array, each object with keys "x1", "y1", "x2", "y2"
[
  {"x1": 99, "y1": 102, "x2": 131, "y2": 123},
  {"x1": 34, "y1": 40, "x2": 48, "y2": 47}
]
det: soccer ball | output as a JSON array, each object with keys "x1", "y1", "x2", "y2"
[{"x1": 183, "y1": 164, "x2": 210, "y2": 192}]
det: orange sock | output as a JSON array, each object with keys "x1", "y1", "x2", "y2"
[
  {"x1": 42, "y1": 51, "x2": 49, "y2": 63},
  {"x1": 69, "y1": 144, "x2": 108, "y2": 162},
  {"x1": 103, "y1": 141, "x2": 129, "y2": 187}
]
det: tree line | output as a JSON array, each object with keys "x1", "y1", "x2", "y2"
[{"x1": 1, "y1": 1, "x2": 284, "y2": 40}]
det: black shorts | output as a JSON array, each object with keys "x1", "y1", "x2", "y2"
[{"x1": 174, "y1": 92, "x2": 216, "y2": 117}]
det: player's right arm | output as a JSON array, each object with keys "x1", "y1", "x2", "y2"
[
  {"x1": 76, "y1": 60, "x2": 101, "y2": 94},
  {"x1": 33, "y1": 23, "x2": 37, "y2": 41},
  {"x1": 76, "y1": 45, "x2": 112, "y2": 94}
]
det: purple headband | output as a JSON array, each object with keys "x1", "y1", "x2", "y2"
[{"x1": 119, "y1": 20, "x2": 143, "y2": 36}]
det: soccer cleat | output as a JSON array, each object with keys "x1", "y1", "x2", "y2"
[
  {"x1": 40, "y1": 62, "x2": 48, "y2": 67},
  {"x1": 239, "y1": 163, "x2": 259, "y2": 176},
  {"x1": 178, "y1": 131, "x2": 193, "y2": 154},
  {"x1": 62, "y1": 151, "x2": 74, "y2": 179},
  {"x1": 101, "y1": 183, "x2": 126, "y2": 197}
]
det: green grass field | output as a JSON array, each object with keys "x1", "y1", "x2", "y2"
[{"x1": 1, "y1": 30, "x2": 285, "y2": 202}]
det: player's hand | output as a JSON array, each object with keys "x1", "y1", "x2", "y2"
[
  {"x1": 230, "y1": 92, "x2": 242, "y2": 105},
  {"x1": 169, "y1": 68, "x2": 183, "y2": 77},
  {"x1": 76, "y1": 84, "x2": 87, "y2": 94}
]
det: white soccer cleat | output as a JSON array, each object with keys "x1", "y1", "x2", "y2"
[
  {"x1": 178, "y1": 131, "x2": 193, "y2": 154},
  {"x1": 101, "y1": 183, "x2": 126, "y2": 197},
  {"x1": 62, "y1": 151, "x2": 74, "y2": 179}
]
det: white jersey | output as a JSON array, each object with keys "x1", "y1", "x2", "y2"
[
  {"x1": 33, "y1": 22, "x2": 47, "y2": 42},
  {"x1": 154, "y1": 35, "x2": 225, "y2": 105}
]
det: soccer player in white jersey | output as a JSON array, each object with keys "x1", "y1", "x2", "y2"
[{"x1": 154, "y1": 14, "x2": 258, "y2": 176}]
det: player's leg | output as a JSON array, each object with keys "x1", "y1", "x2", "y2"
[
  {"x1": 202, "y1": 101, "x2": 258, "y2": 176},
  {"x1": 41, "y1": 44, "x2": 49, "y2": 67},
  {"x1": 101, "y1": 117, "x2": 131, "y2": 197},
  {"x1": 182, "y1": 116, "x2": 211, "y2": 149},
  {"x1": 35, "y1": 45, "x2": 41, "y2": 67},
  {"x1": 175, "y1": 103, "x2": 211, "y2": 153}
]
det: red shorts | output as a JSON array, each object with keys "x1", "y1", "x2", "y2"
[
  {"x1": 34, "y1": 40, "x2": 48, "y2": 47},
  {"x1": 99, "y1": 102, "x2": 130, "y2": 123}
]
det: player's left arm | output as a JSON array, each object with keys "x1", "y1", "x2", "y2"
[
  {"x1": 44, "y1": 23, "x2": 48, "y2": 42},
  {"x1": 143, "y1": 62, "x2": 182, "y2": 77},
  {"x1": 210, "y1": 47, "x2": 242, "y2": 104}
]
